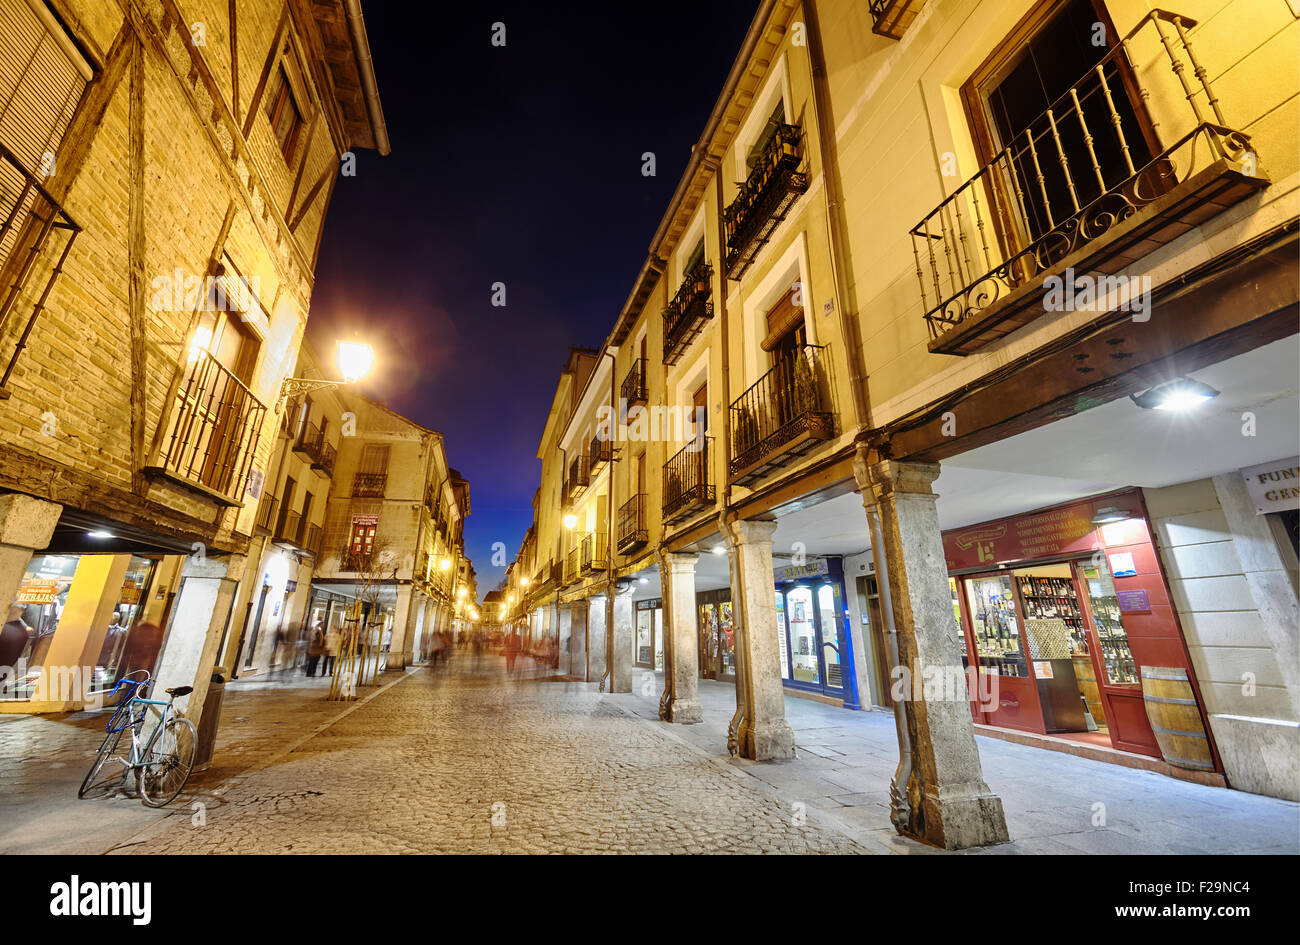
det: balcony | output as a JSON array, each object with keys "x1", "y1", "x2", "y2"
[
  {"x1": 293, "y1": 421, "x2": 321, "y2": 460},
  {"x1": 564, "y1": 547, "x2": 581, "y2": 585},
  {"x1": 913, "y1": 10, "x2": 1266, "y2": 357},
  {"x1": 352, "y1": 472, "x2": 387, "y2": 498},
  {"x1": 581, "y1": 532, "x2": 608, "y2": 574},
  {"x1": 729, "y1": 344, "x2": 833, "y2": 486},
  {"x1": 617, "y1": 494, "x2": 648, "y2": 555},
  {"x1": 567, "y1": 452, "x2": 590, "y2": 501},
  {"x1": 254, "y1": 493, "x2": 278, "y2": 535},
  {"x1": 302, "y1": 523, "x2": 322, "y2": 557},
  {"x1": 620, "y1": 356, "x2": 649, "y2": 406},
  {"x1": 274, "y1": 510, "x2": 302, "y2": 547},
  {"x1": 145, "y1": 347, "x2": 266, "y2": 505},
  {"x1": 0, "y1": 143, "x2": 81, "y2": 400},
  {"x1": 663, "y1": 264, "x2": 714, "y2": 366},
  {"x1": 869, "y1": 0, "x2": 926, "y2": 39},
  {"x1": 312, "y1": 441, "x2": 336, "y2": 478},
  {"x1": 663, "y1": 438, "x2": 715, "y2": 525},
  {"x1": 278, "y1": 406, "x2": 297, "y2": 438},
  {"x1": 589, "y1": 433, "x2": 614, "y2": 475},
  {"x1": 724, "y1": 125, "x2": 808, "y2": 280}
]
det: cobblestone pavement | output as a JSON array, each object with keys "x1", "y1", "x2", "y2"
[{"x1": 120, "y1": 658, "x2": 877, "y2": 854}]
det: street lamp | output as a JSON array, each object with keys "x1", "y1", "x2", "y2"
[
  {"x1": 277, "y1": 339, "x2": 375, "y2": 412},
  {"x1": 563, "y1": 513, "x2": 577, "y2": 530}
]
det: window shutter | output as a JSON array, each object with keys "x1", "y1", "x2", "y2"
[{"x1": 760, "y1": 290, "x2": 804, "y2": 351}]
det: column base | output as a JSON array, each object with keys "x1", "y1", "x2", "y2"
[
  {"x1": 912, "y1": 782, "x2": 1010, "y2": 850},
  {"x1": 743, "y1": 719, "x2": 797, "y2": 761},
  {"x1": 665, "y1": 699, "x2": 703, "y2": 724}
]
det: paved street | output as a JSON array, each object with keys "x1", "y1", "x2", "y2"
[{"x1": 2, "y1": 653, "x2": 1296, "y2": 855}]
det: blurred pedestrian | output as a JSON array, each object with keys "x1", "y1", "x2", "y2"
[
  {"x1": 503, "y1": 627, "x2": 521, "y2": 675},
  {"x1": 322, "y1": 624, "x2": 339, "y2": 678},
  {"x1": 306, "y1": 619, "x2": 326, "y2": 677}
]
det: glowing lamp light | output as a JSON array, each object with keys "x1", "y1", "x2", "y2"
[
  {"x1": 563, "y1": 513, "x2": 577, "y2": 530},
  {"x1": 711, "y1": 544, "x2": 726, "y2": 556},
  {"x1": 337, "y1": 340, "x2": 375, "y2": 384},
  {"x1": 87, "y1": 530, "x2": 113, "y2": 539},
  {"x1": 521, "y1": 576, "x2": 530, "y2": 586},
  {"x1": 457, "y1": 587, "x2": 467, "y2": 599},
  {"x1": 188, "y1": 325, "x2": 213, "y2": 362},
  {"x1": 1130, "y1": 377, "x2": 1219, "y2": 412},
  {"x1": 439, "y1": 557, "x2": 452, "y2": 571}
]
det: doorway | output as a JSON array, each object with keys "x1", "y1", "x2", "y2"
[{"x1": 776, "y1": 580, "x2": 846, "y2": 697}]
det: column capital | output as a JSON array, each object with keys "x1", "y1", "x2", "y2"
[
  {"x1": 0, "y1": 492, "x2": 61, "y2": 549},
  {"x1": 725, "y1": 517, "x2": 778, "y2": 548},
  {"x1": 863, "y1": 459, "x2": 941, "y2": 501},
  {"x1": 662, "y1": 550, "x2": 700, "y2": 572}
]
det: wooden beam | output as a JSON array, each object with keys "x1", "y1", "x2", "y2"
[
  {"x1": 289, "y1": 161, "x2": 333, "y2": 233},
  {"x1": 229, "y1": 0, "x2": 239, "y2": 126},
  {"x1": 890, "y1": 231, "x2": 1300, "y2": 462}
]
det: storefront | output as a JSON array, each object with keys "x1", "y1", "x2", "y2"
[
  {"x1": 634, "y1": 598, "x2": 664, "y2": 670},
  {"x1": 943, "y1": 489, "x2": 1220, "y2": 771},
  {"x1": 696, "y1": 588, "x2": 735, "y2": 681},
  {"x1": 773, "y1": 557, "x2": 858, "y2": 706},
  {"x1": 4, "y1": 553, "x2": 162, "y2": 702}
]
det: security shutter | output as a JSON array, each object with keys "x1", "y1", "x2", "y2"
[{"x1": 0, "y1": 0, "x2": 90, "y2": 267}]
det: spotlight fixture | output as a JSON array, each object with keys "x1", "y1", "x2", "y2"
[
  {"x1": 637, "y1": 577, "x2": 648, "y2": 585},
  {"x1": 1130, "y1": 377, "x2": 1220, "y2": 411},
  {"x1": 711, "y1": 544, "x2": 726, "y2": 556},
  {"x1": 1091, "y1": 506, "x2": 1132, "y2": 526},
  {"x1": 87, "y1": 530, "x2": 113, "y2": 539}
]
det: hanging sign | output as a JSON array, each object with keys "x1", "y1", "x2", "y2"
[
  {"x1": 15, "y1": 578, "x2": 59, "y2": 605},
  {"x1": 1240, "y1": 457, "x2": 1300, "y2": 515},
  {"x1": 777, "y1": 557, "x2": 829, "y2": 582}
]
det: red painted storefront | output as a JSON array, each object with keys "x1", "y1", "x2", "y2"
[{"x1": 942, "y1": 488, "x2": 1221, "y2": 770}]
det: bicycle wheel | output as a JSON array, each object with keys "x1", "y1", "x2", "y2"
[
  {"x1": 78, "y1": 725, "x2": 127, "y2": 799},
  {"x1": 138, "y1": 717, "x2": 197, "y2": 808}
]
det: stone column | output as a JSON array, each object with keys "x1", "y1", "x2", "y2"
[
  {"x1": 153, "y1": 552, "x2": 246, "y2": 735},
  {"x1": 555, "y1": 603, "x2": 572, "y2": 676},
  {"x1": 587, "y1": 596, "x2": 607, "y2": 684},
  {"x1": 659, "y1": 551, "x2": 703, "y2": 722},
  {"x1": 608, "y1": 588, "x2": 634, "y2": 693},
  {"x1": 856, "y1": 455, "x2": 1008, "y2": 849},
  {"x1": 387, "y1": 585, "x2": 415, "y2": 670},
  {"x1": 0, "y1": 493, "x2": 61, "y2": 613},
  {"x1": 725, "y1": 517, "x2": 795, "y2": 760},
  {"x1": 570, "y1": 601, "x2": 588, "y2": 680}
]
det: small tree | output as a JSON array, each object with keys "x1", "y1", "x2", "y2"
[{"x1": 329, "y1": 538, "x2": 397, "y2": 701}]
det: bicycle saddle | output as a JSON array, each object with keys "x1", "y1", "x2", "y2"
[{"x1": 165, "y1": 685, "x2": 193, "y2": 697}]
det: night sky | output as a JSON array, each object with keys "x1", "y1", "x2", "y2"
[{"x1": 307, "y1": 2, "x2": 757, "y2": 601}]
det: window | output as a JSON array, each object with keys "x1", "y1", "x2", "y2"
[
  {"x1": 963, "y1": 0, "x2": 1158, "y2": 250},
  {"x1": 263, "y1": 60, "x2": 305, "y2": 163},
  {"x1": 745, "y1": 101, "x2": 785, "y2": 172},
  {"x1": 348, "y1": 519, "x2": 376, "y2": 556},
  {"x1": 683, "y1": 238, "x2": 705, "y2": 277}
]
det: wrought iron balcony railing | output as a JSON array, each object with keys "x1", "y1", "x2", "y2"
[
  {"x1": 662, "y1": 263, "x2": 714, "y2": 365},
  {"x1": 567, "y1": 451, "x2": 590, "y2": 500},
  {"x1": 729, "y1": 344, "x2": 833, "y2": 486},
  {"x1": 912, "y1": 9, "x2": 1265, "y2": 356},
  {"x1": 274, "y1": 510, "x2": 301, "y2": 545},
  {"x1": 589, "y1": 433, "x2": 614, "y2": 475},
  {"x1": 620, "y1": 356, "x2": 649, "y2": 407},
  {"x1": 294, "y1": 421, "x2": 322, "y2": 461},
  {"x1": 617, "y1": 494, "x2": 648, "y2": 555},
  {"x1": 352, "y1": 472, "x2": 387, "y2": 497},
  {"x1": 0, "y1": 143, "x2": 81, "y2": 397},
  {"x1": 146, "y1": 347, "x2": 266, "y2": 504},
  {"x1": 869, "y1": 0, "x2": 926, "y2": 39},
  {"x1": 581, "y1": 532, "x2": 608, "y2": 573},
  {"x1": 564, "y1": 546, "x2": 581, "y2": 585},
  {"x1": 313, "y1": 441, "x2": 336, "y2": 478},
  {"x1": 302, "y1": 523, "x2": 322, "y2": 556},
  {"x1": 724, "y1": 125, "x2": 808, "y2": 279},
  {"x1": 254, "y1": 492, "x2": 278, "y2": 534},
  {"x1": 663, "y1": 437, "x2": 714, "y2": 525}
]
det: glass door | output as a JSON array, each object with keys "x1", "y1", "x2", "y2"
[
  {"x1": 816, "y1": 583, "x2": 844, "y2": 692},
  {"x1": 785, "y1": 586, "x2": 819, "y2": 684},
  {"x1": 635, "y1": 606, "x2": 653, "y2": 667}
]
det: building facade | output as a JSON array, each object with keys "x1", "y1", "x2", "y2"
[
  {"x1": 503, "y1": 0, "x2": 1299, "y2": 848},
  {"x1": 0, "y1": 0, "x2": 387, "y2": 736}
]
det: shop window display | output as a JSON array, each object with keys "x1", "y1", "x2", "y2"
[
  {"x1": 1080, "y1": 558, "x2": 1137, "y2": 684},
  {"x1": 3, "y1": 554, "x2": 78, "y2": 698},
  {"x1": 965, "y1": 573, "x2": 1025, "y2": 677},
  {"x1": 785, "y1": 586, "x2": 819, "y2": 684}
]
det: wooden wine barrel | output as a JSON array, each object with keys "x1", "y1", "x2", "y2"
[
  {"x1": 1140, "y1": 666, "x2": 1214, "y2": 770},
  {"x1": 1072, "y1": 656, "x2": 1106, "y2": 725}
]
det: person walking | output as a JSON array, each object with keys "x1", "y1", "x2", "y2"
[
  {"x1": 306, "y1": 619, "x2": 326, "y2": 677},
  {"x1": 322, "y1": 624, "x2": 340, "y2": 678},
  {"x1": 503, "y1": 626, "x2": 521, "y2": 675}
]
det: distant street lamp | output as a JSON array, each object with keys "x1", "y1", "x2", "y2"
[{"x1": 277, "y1": 339, "x2": 375, "y2": 412}]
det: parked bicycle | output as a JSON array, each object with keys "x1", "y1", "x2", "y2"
[{"x1": 78, "y1": 670, "x2": 197, "y2": 808}]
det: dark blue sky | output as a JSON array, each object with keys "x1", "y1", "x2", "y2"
[{"x1": 308, "y1": 2, "x2": 756, "y2": 600}]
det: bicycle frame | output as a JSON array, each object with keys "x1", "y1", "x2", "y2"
[{"x1": 101, "y1": 676, "x2": 175, "y2": 777}]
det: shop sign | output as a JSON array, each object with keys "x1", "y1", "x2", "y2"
[
  {"x1": 119, "y1": 583, "x2": 141, "y2": 605},
  {"x1": 635, "y1": 598, "x2": 661, "y2": 610},
  {"x1": 777, "y1": 557, "x2": 829, "y2": 582},
  {"x1": 943, "y1": 496, "x2": 1113, "y2": 571},
  {"x1": 351, "y1": 514, "x2": 380, "y2": 527},
  {"x1": 1117, "y1": 589, "x2": 1151, "y2": 613},
  {"x1": 15, "y1": 578, "x2": 59, "y2": 605},
  {"x1": 1240, "y1": 457, "x2": 1300, "y2": 515},
  {"x1": 245, "y1": 467, "x2": 264, "y2": 500}
]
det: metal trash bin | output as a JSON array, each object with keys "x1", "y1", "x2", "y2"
[{"x1": 194, "y1": 668, "x2": 228, "y2": 769}]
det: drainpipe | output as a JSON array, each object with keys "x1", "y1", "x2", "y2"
[
  {"x1": 600, "y1": 349, "x2": 617, "y2": 692},
  {"x1": 805, "y1": 0, "x2": 870, "y2": 432},
  {"x1": 342, "y1": 0, "x2": 391, "y2": 156}
]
